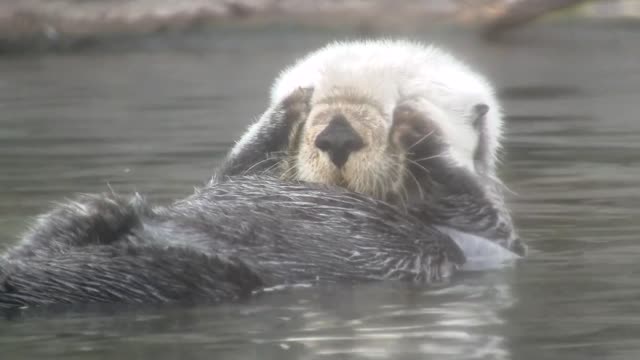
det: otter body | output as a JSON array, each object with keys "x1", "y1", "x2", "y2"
[
  {"x1": 0, "y1": 40, "x2": 525, "y2": 308},
  {"x1": 0, "y1": 177, "x2": 464, "y2": 308}
]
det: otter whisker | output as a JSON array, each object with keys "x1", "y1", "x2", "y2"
[
  {"x1": 406, "y1": 158, "x2": 431, "y2": 176},
  {"x1": 259, "y1": 159, "x2": 285, "y2": 177},
  {"x1": 385, "y1": 154, "x2": 410, "y2": 208},
  {"x1": 278, "y1": 164, "x2": 294, "y2": 180},
  {"x1": 375, "y1": 170, "x2": 385, "y2": 200},
  {"x1": 241, "y1": 155, "x2": 283, "y2": 175},
  {"x1": 369, "y1": 161, "x2": 381, "y2": 198},
  {"x1": 370, "y1": 174, "x2": 379, "y2": 199},
  {"x1": 405, "y1": 166, "x2": 426, "y2": 201},
  {"x1": 395, "y1": 171, "x2": 409, "y2": 206},
  {"x1": 406, "y1": 129, "x2": 435, "y2": 151},
  {"x1": 377, "y1": 168, "x2": 387, "y2": 199},
  {"x1": 370, "y1": 172, "x2": 379, "y2": 198},
  {"x1": 390, "y1": 162, "x2": 409, "y2": 211},
  {"x1": 488, "y1": 173, "x2": 517, "y2": 196},
  {"x1": 278, "y1": 159, "x2": 299, "y2": 180},
  {"x1": 413, "y1": 152, "x2": 447, "y2": 163},
  {"x1": 361, "y1": 169, "x2": 372, "y2": 197},
  {"x1": 389, "y1": 161, "x2": 401, "y2": 193},
  {"x1": 106, "y1": 181, "x2": 117, "y2": 196}
]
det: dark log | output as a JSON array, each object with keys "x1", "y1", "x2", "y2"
[{"x1": 482, "y1": 0, "x2": 591, "y2": 39}]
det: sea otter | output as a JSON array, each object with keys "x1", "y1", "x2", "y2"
[
  {"x1": 219, "y1": 40, "x2": 523, "y2": 255},
  {"x1": 0, "y1": 176, "x2": 484, "y2": 308},
  {"x1": 0, "y1": 40, "x2": 524, "y2": 308}
]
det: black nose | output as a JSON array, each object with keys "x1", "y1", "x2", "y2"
[{"x1": 314, "y1": 114, "x2": 365, "y2": 168}]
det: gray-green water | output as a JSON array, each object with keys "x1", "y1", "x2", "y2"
[{"x1": 1, "y1": 23, "x2": 640, "y2": 359}]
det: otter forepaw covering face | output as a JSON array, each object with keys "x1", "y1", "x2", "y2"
[
  {"x1": 389, "y1": 103, "x2": 523, "y2": 255},
  {"x1": 219, "y1": 87, "x2": 314, "y2": 177},
  {"x1": 388, "y1": 103, "x2": 451, "y2": 205}
]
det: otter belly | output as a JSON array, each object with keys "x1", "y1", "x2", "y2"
[
  {"x1": 0, "y1": 176, "x2": 466, "y2": 309},
  {"x1": 435, "y1": 226, "x2": 520, "y2": 271}
]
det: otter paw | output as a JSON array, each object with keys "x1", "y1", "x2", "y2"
[
  {"x1": 279, "y1": 87, "x2": 314, "y2": 125},
  {"x1": 391, "y1": 104, "x2": 437, "y2": 150}
]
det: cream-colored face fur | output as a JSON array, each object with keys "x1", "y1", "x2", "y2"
[
  {"x1": 280, "y1": 89, "x2": 421, "y2": 202},
  {"x1": 296, "y1": 97, "x2": 400, "y2": 198}
]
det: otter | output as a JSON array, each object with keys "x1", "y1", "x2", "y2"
[
  {"x1": 0, "y1": 40, "x2": 524, "y2": 308},
  {"x1": 219, "y1": 40, "x2": 523, "y2": 255},
  {"x1": 0, "y1": 176, "x2": 475, "y2": 308}
]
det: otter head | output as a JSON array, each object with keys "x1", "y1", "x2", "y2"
[{"x1": 280, "y1": 86, "x2": 496, "y2": 208}]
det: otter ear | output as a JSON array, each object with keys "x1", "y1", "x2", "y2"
[
  {"x1": 472, "y1": 103, "x2": 491, "y2": 174},
  {"x1": 217, "y1": 87, "x2": 314, "y2": 177},
  {"x1": 472, "y1": 103, "x2": 489, "y2": 130}
]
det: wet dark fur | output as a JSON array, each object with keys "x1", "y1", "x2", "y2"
[{"x1": 0, "y1": 177, "x2": 465, "y2": 308}]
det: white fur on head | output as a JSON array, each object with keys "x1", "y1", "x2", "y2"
[{"x1": 270, "y1": 39, "x2": 503, "y2": 174}]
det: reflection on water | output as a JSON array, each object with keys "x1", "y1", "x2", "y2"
[
  {"x1": 1, "y1": 280, "x2": 515, "y2": 360},
  {"x1": 1, "y1": 22, "x2": 640, "y2": 359}
]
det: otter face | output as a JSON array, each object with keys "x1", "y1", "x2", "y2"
[
  {"x1": 291, "y1": 91, "x2": 404, "y2": 200},
  {"x1": 279, "y1": 88, "x2": 467, "y2": 208},
  {"x1": 224, "y1": 86, "x2": 495, "y2": 209}
]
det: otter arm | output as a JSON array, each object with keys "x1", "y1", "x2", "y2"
[
  {"x1": 217, "y1": 88, "x2": 312, "y2": 177},
  {"x1": 405, "y1": 171, "x2": 525, "y2": 266},
  {"x1": 409, "y1": 187, "x2": 525, "y2": 257},
  {"x1": 391, "y1": 106, "x2": 525, "y2": 257}
]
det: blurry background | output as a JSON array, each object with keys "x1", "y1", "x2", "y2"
[
  {"x1": 0, "y1": 0, "x2": 639, "y2": 52},
  {"x1": 1, "y1": 1, "x2": 640, "y2": 359}
]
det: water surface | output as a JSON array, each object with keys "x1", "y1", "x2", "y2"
[{"x1": 1, "y1": 22, "x2": 640, "y2": 359}]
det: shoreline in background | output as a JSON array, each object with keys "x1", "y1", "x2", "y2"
[{"x1": 1, "y1": 0, "x2": 639, "y2": 54}]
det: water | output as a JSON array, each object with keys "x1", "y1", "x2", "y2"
[{"x1": 1, "y1": 22, "x2": 640, "y2": 359}]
